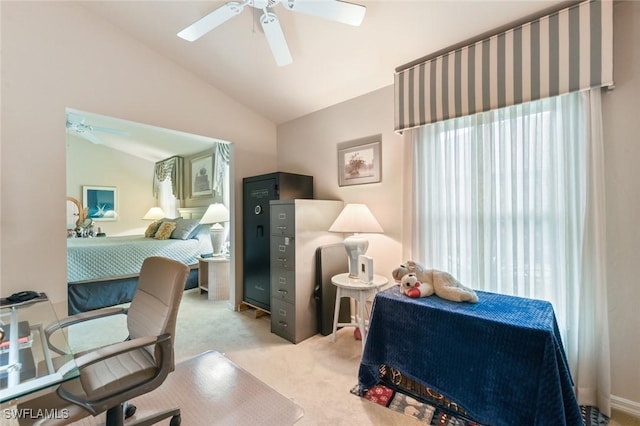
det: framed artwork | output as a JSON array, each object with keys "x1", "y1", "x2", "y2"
[
  {"x1": 83, "y1": 186, "x2": 118, "y2": 221},
  {"x1": 337, "y1": 139, "x2": 381, "y2": 186},
  {"x1": 190, "y1": 154, "x2": 214, "y2": 198}
]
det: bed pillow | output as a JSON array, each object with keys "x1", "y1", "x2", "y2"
[
  {"x1": 154, "y1": 221, "x2": 177, "y2": 240},
  {"x1": 144, "y1": 221, "x2": 162, "y2": 238},
  {"x1": 171, "y1": 218, "x2": 201, "y2": 240},
  {"x1": 187, "y1": 224, "x2": 207, "y2": 240}
]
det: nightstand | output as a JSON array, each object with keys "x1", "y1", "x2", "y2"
[
  {"x1": 196, "y1": 256, "x2": 230, "y2": 301},
  {"x1": 331, "y1": 273, "x2": 388, "y2": 350}
]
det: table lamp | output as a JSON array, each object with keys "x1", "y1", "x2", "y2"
[
  {"x1": 329, "y1": 203, "x2": 383, "y2": 278},
  {"x1": 142, "y1": 207, "x2": 166, "y2": 220},
  {"x1": 200, "y1": 203, "x2": 230, "y2": 256}
]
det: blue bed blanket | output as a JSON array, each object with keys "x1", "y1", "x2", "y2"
[{"x1": 358, "y1": 286, "x2": 582, "y2": 426}]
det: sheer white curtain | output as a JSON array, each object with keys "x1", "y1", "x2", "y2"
[
  {"x1": 411, "y1": 88, "x2": 610, "y2": 414},
  {"x1": 157, "y1": 179, "x2": 178, "y2": 219}
]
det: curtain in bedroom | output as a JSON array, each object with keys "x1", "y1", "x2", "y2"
[
  {"x1": 411, "y1": 88, "x2": 610, "y2": 414},
  {"x1": 154, "y1": 156, "x2": 184, "y2": 218}
]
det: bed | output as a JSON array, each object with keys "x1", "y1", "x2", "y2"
[{"x1": 67, "y1": 208, "x2": 212, "y2": 315}]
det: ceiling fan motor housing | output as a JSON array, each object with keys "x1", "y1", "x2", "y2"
[{"x1": 178, "y1": 0, "x2": 366, "y2": 66}]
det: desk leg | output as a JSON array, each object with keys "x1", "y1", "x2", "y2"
[
  {"x1": 332, "y1": 289, "x2": 342, "y2": 342},
  {"x1": 8, "y1": 307, "x2": 19, "y2": 387}
]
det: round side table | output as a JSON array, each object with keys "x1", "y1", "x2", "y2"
[{"x1": 331, "y1": 273, "x2": 388, "y2": 350}]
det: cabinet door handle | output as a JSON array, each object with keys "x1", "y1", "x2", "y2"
[
  {"x1": 277, "y1": 257, "x2": 287, "y2": 262},
  {"x1": 278, "y1": 321, "x2": 288, "y2": 327},
  {"x1": 278, "y1": 226, "x2": 287, "y2": 230},
  {"x1": 278, "y1": 289, "x2": 288, "y2": 295}
]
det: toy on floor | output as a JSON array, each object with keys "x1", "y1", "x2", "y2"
[{"x1": 392, "y1": 260, "x2": 479, "y2": 303}]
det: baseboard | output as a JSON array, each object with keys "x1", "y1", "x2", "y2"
[{"x1": 611, "y1": 394, "x2": 640, "y2": 419}]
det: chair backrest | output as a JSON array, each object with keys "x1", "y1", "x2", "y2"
[{"x1": 126, "y1": 256, "x2": 189, "y2": 370}]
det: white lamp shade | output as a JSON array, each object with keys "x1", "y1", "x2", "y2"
[
  {"x1": 200, "y1": 203, "x2": 230, "y2": 225},
  {"x1": 329, "y1": 204, "x2": 383, "y2": 234},
  {"x1": 142, "y1": 207, "x2": 165, "y2": 221},
  {"x1": 329, "y1": 204, "x2": 383, "y2": 278}
]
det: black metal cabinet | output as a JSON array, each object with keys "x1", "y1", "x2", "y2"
[{"x1": 242, "y1": 172, "x2": 313, "y2": 311}]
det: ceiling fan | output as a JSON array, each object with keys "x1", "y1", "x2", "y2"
[
  {"x1": 66, "y1": 112, "x2": 129, "y2": 145},
  {"x1": 177, "y1": 0, "x2": 366, "y2": 66}
]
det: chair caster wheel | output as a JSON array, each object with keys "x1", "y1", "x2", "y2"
[
  {"x1": 125, "y1": 404, "x2": 137, "y2": 419},
  {"x1": 170, "y1": 414, "x2": 181, "y2": 426}
]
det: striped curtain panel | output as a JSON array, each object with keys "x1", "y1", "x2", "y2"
[{"x1": 395, "y1": 0, "x2": 613, "y2": 132}]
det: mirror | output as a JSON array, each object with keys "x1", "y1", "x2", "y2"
[{"x1": 66, "y1": 196, "x2": 85, "y2": 234}]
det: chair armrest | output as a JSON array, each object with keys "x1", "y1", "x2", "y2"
[
  {"x1": 56, "y1": 333, "x2": 173, "y2": 416},
  {"x1": 45, "y1": 307, "x2": 127, "y2": 355},
  {"x1": 57, "y1": 334, "x2": 165, "y2": 377}
]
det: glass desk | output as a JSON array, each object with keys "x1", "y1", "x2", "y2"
[{"x1": 0, "y1": 294, "x2": 79, "y2": 403}]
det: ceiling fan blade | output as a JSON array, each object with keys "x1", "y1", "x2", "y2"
[
  {"x1": 260, "y1": 12, "x2": 293, "y2": 67},
  {"x1": 68, "y1": 128, "x2": 103, "y2": 145},
  {"x1": 283, "y1": 0, "x2": 366, "y2": 26},
  {"x1": 91, "y1": 126, "x2": 130, "y2": 137},
  {"x1": 177, "y1": 1, "x2": 245, "y2": 41},
  {"x1": 66, "y1": 112, "x2": 86, "y2": 126},
  {"x1": 82, "y1": 132, "x2": 103, "y2": 145}
]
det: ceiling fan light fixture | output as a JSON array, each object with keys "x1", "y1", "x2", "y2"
[{"x1": 177, "y1": 0, "x2": 366, "y2": 65}]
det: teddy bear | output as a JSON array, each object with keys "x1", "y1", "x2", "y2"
[
  {"x1": 392, "y1": 260, "x2": 479, "y2": 303},
  {"x1": 399, "y1": 273, "x2": 434, "y2": 298}
]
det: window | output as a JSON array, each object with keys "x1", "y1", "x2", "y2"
[{"x1": 412, "y1": 91, "x2": 588, "y2": 347}]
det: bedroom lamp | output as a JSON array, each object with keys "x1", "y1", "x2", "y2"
[
  {"x1": 142, "y1": 207, "x2": 166, "y2": 220},
  {"x1": 200, "y1": 203, "x2": 230, "y2": 256},
  {"x1": 329, "y1": 203, "x2": 383, "y2": 278}
]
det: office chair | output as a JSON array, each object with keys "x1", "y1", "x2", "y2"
[{"x1": 18, "y1": 256, "x2": 189, "y2": 426}]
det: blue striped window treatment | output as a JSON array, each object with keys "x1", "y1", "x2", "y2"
[{"x1": 395, "y1": 0, "x2": 613, "y2": 132}]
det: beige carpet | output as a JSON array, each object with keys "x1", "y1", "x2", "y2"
[
  {"x1": 63, "y1": 289, "x2": 637, "y2": 426},
  {"x1": 71, "y1": 350, "x2": 303, "y2": 426},
  {"x1": 65, "y1": 289, "x2": 419, "y2": 426}
]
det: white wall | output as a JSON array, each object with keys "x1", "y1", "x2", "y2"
[
  {"x1": 0, "y1": 2, "x2": 277, "y2": 310},
  {"x1": 277, "y1": 86, "x2": 405, "y2": 289},
  {"x1": 277, "y1": 2, "x2": 640, "y2": 412}
]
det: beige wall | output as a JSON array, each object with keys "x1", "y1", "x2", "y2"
[
  {"x1": 0, "y1": 2, "x2": 277, "y2": 310},
  {"x1": 601, "y1": 0, "x2": 640, "y2": 412},
  {"x1": 277, "y1": 2, "x2": 640, "y2": 413},
  {"x1": 277, "y1": 87, "x2": 406, "y2": 284}
]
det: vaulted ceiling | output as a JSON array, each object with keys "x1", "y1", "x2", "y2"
[{"x1": 80, "y1": 1, "x2": 565, "y2": 125}]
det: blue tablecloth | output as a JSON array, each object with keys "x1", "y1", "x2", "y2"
[{"x1": 358, "y1": 286, "x2": 582, "y2": 426}]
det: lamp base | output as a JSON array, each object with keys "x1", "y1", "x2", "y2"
[
  {"x1": 210, "y1": 224, "x2": 227, "y2": 256},
  {"x1": 343, "y1": 234, "x2": 369, "y2": 278}
]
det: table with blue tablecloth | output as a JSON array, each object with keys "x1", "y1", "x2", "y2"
[{"x1": 358, "y1": 286, "x2": 582, "y2": 426}]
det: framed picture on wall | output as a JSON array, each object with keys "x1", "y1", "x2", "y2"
[
  {"x1": 337, "y1": 138, "x2": 381, "y2": 186},
  {"x1": 190, "y1": 154, "x2": 214, "y2": 198},
  {"x1": 83, "y1": 186, "x2": 118, "y2": 221}
]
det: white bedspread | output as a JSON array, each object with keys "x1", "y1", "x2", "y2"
[{"x1": 67, "y1": 234, "x2": 212, "y2": 283}]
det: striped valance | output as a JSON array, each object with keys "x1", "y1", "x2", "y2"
[{"x1": 395, "y1": 0, "x2": 613, "y2": 133}]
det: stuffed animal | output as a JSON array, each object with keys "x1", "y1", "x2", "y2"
[
  {"x1": 399, "y1": 273, "x2": 434, "y2": 298},
  {"x1": 393, "y1": 260, "x2": 479, "y2": 303}
]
